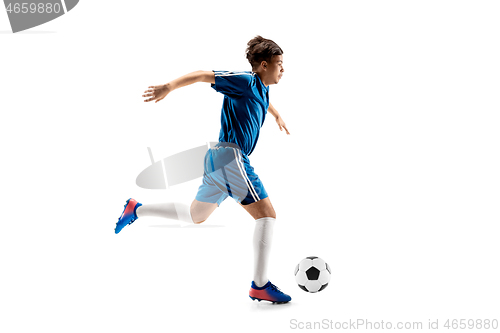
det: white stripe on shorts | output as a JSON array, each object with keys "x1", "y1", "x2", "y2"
[{"x1": 232, "y1": 148, "x2": 260, "y2": 202}]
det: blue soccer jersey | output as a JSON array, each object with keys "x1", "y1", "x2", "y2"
[{"x1": 211, "y1": 71, "x2": 269, "y2": 156}]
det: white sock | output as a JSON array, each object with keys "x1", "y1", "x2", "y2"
[
  {"x1": 253, "y1": 217, "x2": 275, "y2": 287},
  {"x1": 135, "y1": 202, "x2": 193, "y2": 223}
]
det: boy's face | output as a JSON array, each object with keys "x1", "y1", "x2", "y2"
[{"x1": 264, "y1": 55, "x2": 284, "y2": 85}]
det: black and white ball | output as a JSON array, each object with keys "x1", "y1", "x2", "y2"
[{"x1": 294, "y1": 256, "x2": 331, "y2": 293}]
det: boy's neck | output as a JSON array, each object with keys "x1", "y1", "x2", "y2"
[{"x1": 254, "y1": 71, "x2": 269, "y2": 87}]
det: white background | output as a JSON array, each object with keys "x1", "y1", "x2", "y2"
[{"x1": 1, "y1": 1, "x2": 499, "y2": 332}]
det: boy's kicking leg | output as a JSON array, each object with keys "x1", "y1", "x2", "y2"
[
  {"x1": 243, "y1": 197, "x2": 291, "y2": 304},
  {"x1": 137, "y1": 199, "x2": 217, "y2": 224},
  {"x1": 115, "y1": 198, "x2": 217, "y2": 233}
]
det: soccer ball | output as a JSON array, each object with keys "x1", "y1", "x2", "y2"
[{"x1": 294, "y1": 256, "x2": 331, "y2": 293}]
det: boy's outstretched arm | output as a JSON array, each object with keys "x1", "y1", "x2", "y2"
[
  {"x1": 268, "y1": 103, "x2": 290, "y2": 135},
  {"x1": 143, "y1": 70, "x2": 215, "y2": 103}
]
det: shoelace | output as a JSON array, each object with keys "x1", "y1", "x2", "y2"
[{"x1": 269, "y1": 283, "x2": 285, "y2": 294}]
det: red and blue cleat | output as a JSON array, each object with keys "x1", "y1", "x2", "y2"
[
  {"x1": 249, "y1": 281, "x2": 291, "y2": 304},
  {"x1": 115, "y1": 198, "x2": 142, "y2": 234}
]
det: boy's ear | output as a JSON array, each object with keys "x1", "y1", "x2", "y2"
[{"x1": 260, "y1": 61, "x2": 268, "y2": 69}]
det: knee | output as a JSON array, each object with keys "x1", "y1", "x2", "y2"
[
  {"x1": 268, "y1": 205, "x2": 276, "y2": 219},
  {"x1": 190, "y1": 200, "x2": 217, "y2": 224},
  {"x1": 190, "y1": 207, "x2": 205, "y2": 224},
  {"x1": 259, "y1": 209, "x2": 276, "y2": 220}
]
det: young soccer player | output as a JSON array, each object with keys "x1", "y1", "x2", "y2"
[{"x1": 116, "y1": 36, "x2": 291, "y2": 304}]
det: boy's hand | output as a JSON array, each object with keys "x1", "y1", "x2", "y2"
[
  {"x1": 268, "y1": 103, "x2": 290, "y2": 135},
  {"x1": 143, "y1": 84, "x2": 171, "y2": 103},
  {"x1": 276, "y1": 116, "x2": 290, "y2": 135}
]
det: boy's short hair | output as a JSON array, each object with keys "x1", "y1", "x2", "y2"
[{"x1": 246, "y1": 36, "x2": 283, "y2": 70}]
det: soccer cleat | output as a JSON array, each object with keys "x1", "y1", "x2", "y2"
[
  {"x1": 249, "y1": 281, "x2": 291, "y2": 304},
  {"x1": 115, "y1": 198, "x2": 142, "y2": 234}
]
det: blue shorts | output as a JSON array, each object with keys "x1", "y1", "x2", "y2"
[{"x1": 195, "y1": 142, "x2": 268, "y2": 206}]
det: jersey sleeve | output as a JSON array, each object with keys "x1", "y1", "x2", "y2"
[{"x1": 211, "y1": 71, "x2": 253, "y2": 98}]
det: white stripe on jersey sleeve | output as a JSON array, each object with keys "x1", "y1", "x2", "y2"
[{"x1": 214, "y1": 71, "x2": 255, "y2": 77}]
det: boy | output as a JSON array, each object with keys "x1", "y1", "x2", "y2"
[{"x1": 116, "y1": 36, "x2": 291, "y2": 304}]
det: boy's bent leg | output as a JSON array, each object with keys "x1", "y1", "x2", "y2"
[
  {"x1": 115, "y1": 198, "x2": 217, "y2": 233},
  {"x1": 136, "y1": 199, "x2": 218, "y2": 224}
]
